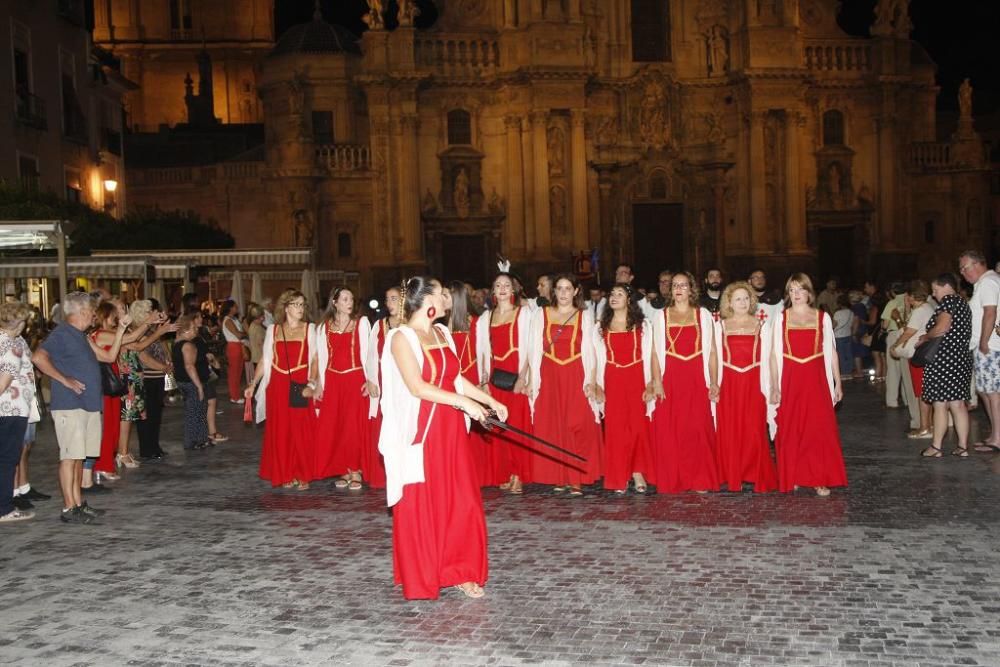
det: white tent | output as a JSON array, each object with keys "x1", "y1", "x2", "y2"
[
  {"x1": 250, "y1": 272, "x2": 263, "y2": 305},
  {"x1": 230, "y1": 269, "x2": 245, "y2": 311}
]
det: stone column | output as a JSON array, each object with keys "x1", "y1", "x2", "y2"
[
  {"x1": 876, "y1": 114, "x2": 896, "y2": 249},
  {"x1": 521, "y1": 113, "x2": 536, "y2": 254},
  {"x1": 570, "y1": 109, "x2": 589, "y2": 251},
  {"x1": 713, "y1": 181, "x2": 726, "y2": 271},
  {"x1": 749, "y1": 111, "x2": 768, "y2": 253},
  {"x1": 596, "y1": 165, "x2": 617, "y2": 269},
  {"x1": 785, "y1": 111, "x2": 807, "y2": 253},
  {"x1": 398, "y1": 113, "x2": 422, "y2": 262},
  {"x1": 531, "y1": 110, "x2": 553, "y2": 258},
  {"x1": 504, "y1": 115, "x2": 526, "y2": 254}
]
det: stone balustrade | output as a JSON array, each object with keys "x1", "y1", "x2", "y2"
[
  {"x1": 415, "y1": 35, "x2": 500, "y2": 77},
  {"x1": 316, "y1": 144, "x2": 371, "y2": 172},
  {"x1": 803, "y1": 40, "x2": 872, "y2": 72},
  {"x1": 222, "y1": 161, "x2": 260, "y2": 179},
  {"x1": 127, "y1": 166, "x2": 193, "y2": 186}
]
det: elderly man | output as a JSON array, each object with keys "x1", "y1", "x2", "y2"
[
  {"x1": 960, "y1": 250, "x2": 1000, "y2": 453},
  {"x1": 882, "y1": 283, "x2": 909, "y2": 409},
  {"x1": 32, "y1": 292, "x2": 129, "y2": 524}
]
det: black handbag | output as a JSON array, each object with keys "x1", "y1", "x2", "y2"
[
  {"x1": 490, "y1": 368, "x2": 518, "y2": 391},
  {"x1": 911, "y1": 336, "x2": 943, "y2": 368},
  {"x1": 100, "y1": 362, "x2": 128, "y2": 397},
  {"x1": 281, "y1": 326, "x2": 310, "y2": 408}
]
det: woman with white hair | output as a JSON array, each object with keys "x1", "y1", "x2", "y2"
[{"x1": 0, "y1": 302, "x2": 41, "y2": 522}]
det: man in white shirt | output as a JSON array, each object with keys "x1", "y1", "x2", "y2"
[
  {"x1": 881, "y1": 284, "x2": 909, "y2": 408},
  {"x1": 584, "y1": 285, "x2": 606, "y2": 320},
  {"x1": 960, "y1": 250, "x2": 1000, "y2": 452}
]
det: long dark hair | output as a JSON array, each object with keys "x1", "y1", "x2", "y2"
[
  {"x1": 491, "y1": 272, "x2": 521, "y2": 308},
  {"x1": 402, "y1": 276, "x2": 439, "y2": 320},
  {"x1": 447, "y1": 280, "x2": 473, "y2": 333},
  {"x1": 321, "y1": 286, "x2": 358, "y2": 324},
  {"x1": 600, "y1": 283, "x2": 645, "y2": 336},
  {"x1": 551, "y1": 273, "x2": 584, "y2": 310}
]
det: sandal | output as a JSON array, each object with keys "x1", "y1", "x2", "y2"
[
  {"x1": 951, "y1": 447, "x2": 970, "y2": 458},
  {"x1": 567, "y1": 487, "x2": 583, "y2": 497},
  {"x1": 210, "y1": 432, "x2": 229, "y2": 443},
  {"x1": 635, "y1": 484, "x2": 647, "y2": 494},
  {"x1": 347, "y1": 480, "x2": 363, "y2": 491},
  {"x1": 920, "y1": 446, "x2": 943, "y2": 458},
  {"x1": 334, "y1": 475, "x2": 350, "y2": 489},
  {"x1": 973, "y1": 442, "x2": 1000, "y2": 453},
  {"x1": 815, "y1": 486, "x2": 831, "y2": 497},
  {"x1": 296, "y1": 481, "x2": 311, "y2": 491},
  {"x1": 454, "y1": 582, "x2": 485, "y2": 599}
]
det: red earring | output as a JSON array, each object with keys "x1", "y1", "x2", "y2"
[{"x1": 427, "y1": 306, "x2": 437, "y2": 318}]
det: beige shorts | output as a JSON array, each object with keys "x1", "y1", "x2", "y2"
[{"x1": 52, "y1": 409, "x2": 102, "y2": 460}]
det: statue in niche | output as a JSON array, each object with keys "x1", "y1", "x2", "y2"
[
  {"x1": 487, "y1": 187, "x2": 505, "y2": 214},
  {"x1": 454, "y1": 168, "x2": 471, "y2": 219},
  {"x1": 828, "y1": 163, "x2": 842, "y2": 208},
  {"x1": 639, "y1": 81, "x2": 670, "y2": 149},
  {"x1": 293, "y1": 209, "x2": 314, "y2": 247},
  {"x1": 549, "y1": 186, "x2": 567, "y2": 233},
  {"x1": 873, "y1": 0, "x2": 911, "y2": 37},
  {"x1": 398, "y1": 0, "x2": 420, "y2": 26},
  {"x1": 704, "y1": 113, "x2": 725, "y2": 144},
  {"x1": 421, "y1": 188, "x2": 438, "y2": 214},
  {"x1": 706, "y1": 25, "x2": 729, "y2": 76},
  {"x1": 595, "y1": 115, "x2": 618, "y2": 146},
  {"x1": 547, "y1": 126, "x2": 565, "y2": 176},
  {"x1": 363, "y1": 0, "x2": 385, "y2": 30},
  {"x1": 959, "y1": 78, "x2": 973, "y2": 120}
]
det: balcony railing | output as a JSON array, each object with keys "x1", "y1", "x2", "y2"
[
  {"x1": 415, "y1": 36, "x2": 500, "y2": 78},
  {"x1": 906, "y1": 141, "x2": 988, "y2": 171},
  {"x1": 222, "y1": 161, "x2": 260, "y2": 179},
  {"x1": 15, "y1": 92, "x2": 47, "y2": 130},
  {"x1": 316, "y1": 144, "x2": 371, "y2": 172},
  {"x1": 803, "y1": 40, "x2": 872, "y2": 73},
  {"x1": 127, "y1": 167, "x2": 193, "y2": 186}
]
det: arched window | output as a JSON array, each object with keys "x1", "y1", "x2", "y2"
[
  {"x1": 823, "y1": 110, "x2": 845, "y2": 146},
  {"x1": 338, "y1": 232, "x2": 352, "y2": 258},
  {"x1": 631, "y1": 0, "x2": 671, "y2": 62},
  {"x1": 447, "y1": 109, "x2": 472, "y2": 145}
]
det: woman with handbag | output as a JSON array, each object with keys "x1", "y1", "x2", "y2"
[
  {"x1": 593, "y1": 284, "x2": 654, "y2": 495},
  {"x1": 527, "y1": 274, "x2": 603, "y2": 495},
  {"x1": 246, "y1": 289, "x2": 318, "y2": 489},
  {"x1": 380, "y1": 276, "x2": 507, "y2": 599},
  {"x1": 890, "y1": 281, "x2": 935, "y2": 438},
  {"x1": 475, "y1": 273, "x2": 535, "y2": 493},
  {"x1": 914, "y1": 273, "x2": 973, "y2": 458},
  {"x1": 313, "y1": 287, "x2": 374, "y2": 488},
  {"x1": 364, "y1": 287, "x2": 403, "y2": 490},
  {"x1": 768, "y1": 274, "x2": 847, "y2": 496}
]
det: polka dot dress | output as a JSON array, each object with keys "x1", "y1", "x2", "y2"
[{"x1": 921, "y1": 294, "x2": 973, "y2": 403}]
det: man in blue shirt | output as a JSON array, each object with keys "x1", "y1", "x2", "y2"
[{"x1": 33, "y1": 292, "x2": 128, "y2": 524}]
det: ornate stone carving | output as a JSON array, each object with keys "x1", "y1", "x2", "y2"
[
  {"x1": 872, "y1": 0, "x2": 911, "y2": 37},
  {"x1": 547, "y1": 125, "x2": 565, "y2": 176},
  {"x1": 639, "y1": 80, "x2": 670, "y2": 149},
  {"x1": 704, "y1": 113, "x2": 725, "y2": 144},
  {"x1": 706, "y1": 25, "x2": 729, "y2": 77},
  {"x1": 421, "y1": 188, "x2": 438, "y2": 214},
  {"x1": 959, "y1": 78, "x2": 973, "y2": 120},
  {"x1": 549, "y1": 185, "x2": 567, "y2": 234},
  {"x1": 363, "y1": 0, "x2": 385, "y2": 30},
  {"x1": 487, "y1": 187, "x2": 505, "y2": 214},
  {"x1": 593, "y1": 115, "x2": 619, "y2": 145},
  {"x1": 397, "y1": 0, "x2": 420, "y2": 26},
  {"x1": 454, "y1": 168, "x2": 471, "y2": 218},
  {"x1": 293, "y1": 209, "x2": 314, "y2": 247}
]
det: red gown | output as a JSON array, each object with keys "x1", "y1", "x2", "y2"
[
  {"x1": 602, "y1": 328, "x2": 653, "y2": 491},
  {"x1": 532, "y1": 309, "x2": 603, "y2": 486},
  {"x1": 90, "y1": 332, "x2": 120, "y2": 474},
  {"x1": 650, "y1": 311, "x2": 720, "y2": 493},
  {"x1": 259, "y1": 337, "x2": 317, "y2": 486},
  {"x1": 364, "y1": 320, "x2": 390, "y2": 489},
  {"x1": 486, "y1": 311, "x2": 533, "y2": 483},
  {"x1": 715, "y1": 328, "x2": 778, "y2": 492},
  {"x1": 315, "y1": 323, "x2": 373, "y2": 481},
  {"x1": 393, "y1": 339, "x2": 488, "y2": 600},
  {"x1": 451, "y1": 316, "x2": 493, "y2": 487},
  {"x1": 774, "y1": 311, "x2": 848, "y2": 492}
]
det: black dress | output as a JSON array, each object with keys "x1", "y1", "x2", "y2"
[{"x1": 921, "y1": 294, "x2": 973, "y2": 403}]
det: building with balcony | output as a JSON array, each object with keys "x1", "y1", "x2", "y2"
[
  {"x1": 1, "y1": 1, "x2": 135, "y2": 217},
  {"x1": 117, "y1": 0, "x2": 993, "y2": 292}
]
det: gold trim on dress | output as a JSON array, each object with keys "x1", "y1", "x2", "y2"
[
  {"x1": 326, "y1": 325, "x2": 361, "y2": 374},
  {"x1": 722, "y1": 326, "x2": 760, "y2": 372},
  {"x1": 491, "y1": 307, "x2": 520, "y2": 362},
  {"x1": 607, "y1": 329, "x2": 642, "y2": 368},
  {"x1": 665, "y1": 308, "x2": 702, "y2": 361},
  {"x1": 543, "y1": 308, "x2": 581, "y2": 365},
  {"x1": 783, "y1": 310, "x2": 823, "y2": 363},
  {"x1": 272, "y1": 335, "x2": 308, "y2": 374}
]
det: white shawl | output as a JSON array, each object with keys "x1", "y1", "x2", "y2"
[
  {"x1": 314, "y1": 317, "x2": 373, "y2": 415},
  {"x1": 768, "y1": 309, "x2": 838, "y2": 438},
  {"x1": 378, "y1": 324, "x2": 470, "y2": 507},
  {"x1": 649, "y1": 307, "x2": 717, "y2": 422},
  {"x1": 476, "y1": 306, "x2": 532, "y2": 384},
  {"x1": 593, "y1": 319, "x2": 654, "y2": 418},
  {"x1": 526, "y1": 307, "x2": 601, "y2": 422},
  {"x1": 365, "y1": 318, "x2": 386, "y2": 418},
  {"x1": 253, "y1": 323, "x2": 318, "y2": 424}
]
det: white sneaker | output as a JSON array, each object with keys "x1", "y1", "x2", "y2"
[
  {"x1": 230, "y1": 398, "x2": 245, "y2": 404},
  {"x1": 0, "y1": 509, "x2": 34, "y2": 522}
]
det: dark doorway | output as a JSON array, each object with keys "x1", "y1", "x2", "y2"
[
  {"x1": 818, "y1": 226, "x2": 855, "y2": 288},
  {"x1": 440, "y1": 234, "x2": 488, "y2": 287},
  {"x1": 632, "y1": 204, "x2": 684, "y2": 291}
]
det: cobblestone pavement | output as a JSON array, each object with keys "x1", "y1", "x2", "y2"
[{"x1": 2, "y1": 381, "x2": 1000, "y2": 667}]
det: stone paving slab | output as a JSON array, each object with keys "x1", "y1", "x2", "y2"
[{"x1": 2, "y1": 381, "x2": 1000, "y2": 667}]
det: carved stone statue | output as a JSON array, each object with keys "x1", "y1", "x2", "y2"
[
  {"x1": 547, "y1": 126, "x2": 565, "y2": 176},
  {"x1": 363, "y1": 0, "x2": 385, "y2": 30},
  {"x1": 421, "y1": 188, "x2": 438, "y2": 214},
  {"x1": 639, "y1": 81, "x2": 670, "y2": 149},
  {"x1": 595, "y1": 115, "x2": 618, "y2": 146},
  {"x1": 293, "y1": 209, "x2": 314, "y2": 247},
  {"x1": 872, "y1": 0, "x2": 910, "y2": 37},
  {"x1": 398, "y1": 0, "x2": 420, "y2": 26},
  {"x1": 487, "y1": 187, "x2": 505, "y2": 214},
  {"x1": 704, "y1": 113, "x2": 725, "y2": 144},
  {"x1": 959, "y1": 78, "x2": 973, "y2": 119},
  {"x1": 706, "y1": 25, "x2": 729, "y2": 76},
  {"x1": 549, "y1": 186, "x2": 567, "y2": 233},
  {"x1": 454, "y1": 168, "x2": 470, "y2": 219}
]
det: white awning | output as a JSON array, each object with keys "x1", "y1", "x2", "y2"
[
  {"x1": 92, "y1": 248, "x2": 314, "y2": 268},
  {"x1": 0, "y1": 257, "x2": 150, "y2": 280}
]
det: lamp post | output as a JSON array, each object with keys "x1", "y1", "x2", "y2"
[{"x1": 103, "y1": 179, "x2": 118, "y2": 215}]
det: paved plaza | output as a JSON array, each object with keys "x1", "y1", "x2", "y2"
[{"x1": 2, "y1": 381, "x2": 1000, "y2": 667}]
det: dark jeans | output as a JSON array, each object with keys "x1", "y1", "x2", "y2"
[
  {"x1": 178, "y1": 382, "x2": 208, "y2": 448},
  {"x1": 137, "y1": 377, "x2": 165, "y2": 457},
  {"x1": 0, "y1": 416, "x2": 28, "y2": 516}
]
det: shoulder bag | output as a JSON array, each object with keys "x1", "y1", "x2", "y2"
[
  {"x1": 281, "y1": 325, "x2": 310, "y2": 408},
  {"x1": 910, "y1": 336, "x2": 942, "y2": 368}
]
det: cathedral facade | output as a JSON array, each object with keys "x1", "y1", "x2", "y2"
[{"x1": 108, "y1": 0, "x2": 992, "y2": 294}]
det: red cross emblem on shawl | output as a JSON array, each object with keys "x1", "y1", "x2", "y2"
[{"x1": 756, "y1": 308, "x2": 769, "y2": 323}]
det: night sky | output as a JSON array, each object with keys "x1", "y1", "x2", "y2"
[{"x1": 276, "y1": 0, "x2": 999, "y2": 115}]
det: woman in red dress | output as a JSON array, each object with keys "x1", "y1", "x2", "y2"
[
  {"x1": 89, "y1": 302, "x2": 126, "y2": 482},
  {"x1": 528, "y1": 274, "x2": 603, "y2": 495},
  {"x1": 364, "y1": 287, "x2": 402, "y2": 490},
  {"x1": 649, "y1": 271, "x2": 720, "y2": 493},
  {"x1": 313, "y1": 287, "x2": 373, "y2": 488},
  {"x1": 380, "y1": 276, "x2": 508, "y2": 600},
  {"x1": 475, "y1": 273, "x2": 534, "y2": 492},
  {"x1": 446, "y1": 281, "x2": 493, "y2": 487},
  {"x1": 246, "y1": 289, "x2": 318, "y2": 490},
  {"x1": 711, "y1": 282, "x2": 778, "y2": 493},
  {"x1": 593, "y1": 284, "x2": 653, "y2": 494},
  {"x1": 768, "y1": 273, "x2": 847, "y2": 496}
]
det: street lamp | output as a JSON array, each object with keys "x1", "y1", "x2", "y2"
[
  {"x1": 103, "y1": 179, "x2": 118, "y2": 193},
  {"x1": 103, "y1": 179, "x2": 118, "y2": 214}
]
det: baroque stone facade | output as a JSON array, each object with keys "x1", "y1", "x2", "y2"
[{"x1": 116, "y1": 0, "x2": 991, "y2": 293}]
